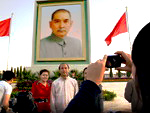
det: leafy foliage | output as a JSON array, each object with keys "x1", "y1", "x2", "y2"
[
  {"x1": 69, "y1": 69, "x2": 84, "y2": 80},
  {"x1": 76, "y1": 72, "x2": 84, "y2": 80},
  {"x1": 15, "y1": 69, "x2": 38, "y2": 91},
  {"x1": 11, "y1": 90, "x2": 19, "y2": 98},
  {"x1": 51, "y1": 69, "x2": 84, "y2": 80},
  {"x1": 103, "y1": 90, "x2": 117, "y2": 101},
  {"x1": 117, "y1": 70, "x2": 122, "y2": 78},
  {"x1": 126, "y1": 71, "x2": 131, "y2": 78},
  {"x1": 50, "y1": 70, "x2": 60, "y2": 80},
  {"x1": 109, "y1": 68, "x2": 113, "y2": 78}
]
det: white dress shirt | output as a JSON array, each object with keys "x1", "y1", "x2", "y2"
[{"x1": 50, "y1": 76, "x2": 78, "y2": 113}]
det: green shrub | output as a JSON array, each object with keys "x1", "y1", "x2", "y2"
[
  {"x1": 50, "y1": 75, "x2": 59, "y2": 81},
  {"x1": 117, "y1": 70, "x2": 122, "y2": 78},
  {"x1": 103, "y1": 90, "x2": 117, "y2": 101},
  {"x1": 11, "y1": 91, "x2": 19, "y2": 98},
  {"x1": 16, "y1": 80, "x2": 33, "y2": 91},
  {"x1": 126, "y1": 71, "x2": 131, "y2": 78},
  {"x1": 13, "y1": 69, "x2": 38, "y2": 92},
  {"x1": 51, "y1": 70, "x2": 60, "y2": 80},
  {"x1": 109, "y1": 68, "x2": 113, "y2": 78}
]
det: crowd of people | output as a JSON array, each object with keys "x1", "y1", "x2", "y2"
[{"x1": 1, "y1": 21, "x2": 150, "y2": 113}]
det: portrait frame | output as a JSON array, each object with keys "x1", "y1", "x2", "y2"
[{"x1": 33, "y1": 0, "x2": 90, "y2": 64}]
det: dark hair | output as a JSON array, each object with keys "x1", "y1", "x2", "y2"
[
  {"x1": 58, "y1": 63, "x2": 70, "y2": 70},
  {"x1": 51, "y1": 9, "x2": 71, "y2": 20},
  {"x1": 132, "y1": 24, "x2": 150, "y2": 71},
  {"x1": 132, "y1": 22, "x2": 150, "y2": 112},
  {"x1": 39, "y1": 69, "x2": 50, "y2": 75},
  {"x1": 2, "y1": 71, "x2": 15, "y2": 81},
  {"x1": 83, "y1": 67, "x2": 87, "y2": 75},
  {"x1": 82, "y1": 67, "x2": 87, "y2": 81}
]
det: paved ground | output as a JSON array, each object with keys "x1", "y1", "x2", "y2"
[{"x1": 102, "y1": 82, "x2": 132, "y2": 113}]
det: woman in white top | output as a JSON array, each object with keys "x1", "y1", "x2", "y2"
[{"x1": 0, "y1": 71, "x2": 15, "y2": 112}]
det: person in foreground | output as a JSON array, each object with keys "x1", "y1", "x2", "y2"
[
  {"x1": 83, "y1": 67, "x2": 104, "y2": 113},
  {"x1": 0, "y1": 71, "x2": 15, "y2": 113},
  {"x1": 63, "y1": 55, "x2": 107, "y2": 113},
  {"x1": 115, "y1": 23, "x2": 150, "y2": 113},
  {"x1": 131, "y1": 22, "x2": 150, "y2": 113},
  {"x1": 64, "y1": 22, "x2": 150, "y2": 113}
]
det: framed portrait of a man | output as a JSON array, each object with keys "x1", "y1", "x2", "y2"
[{"x1": 33, "y1": 0, "x2": 90, "y2": 64}]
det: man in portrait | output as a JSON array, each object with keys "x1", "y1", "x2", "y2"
[{"x1": 40, "y1": 9, "x2": 82, "y2": 58}]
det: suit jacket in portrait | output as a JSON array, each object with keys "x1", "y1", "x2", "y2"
[{"x1": 40, "y1": 33, "x2": 82, "y2": 58}]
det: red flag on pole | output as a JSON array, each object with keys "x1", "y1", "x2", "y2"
[
  {"x1": 105, "y1": 12, "x2": 128, "y2": 46},
  {"x1": 0, "y1": 18, "x2": 11, "y2": 37}
]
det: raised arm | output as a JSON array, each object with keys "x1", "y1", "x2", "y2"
[{"x1": 64, "y1": 55, "x2": 107, "y2": 113}]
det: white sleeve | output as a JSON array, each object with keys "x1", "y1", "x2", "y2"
[
  {"x1": 50, "y1": 83, "x2": 57, "y2": 113},
  {"x1": 5, "y1": 83, "x2": 12, "y2": 95}
]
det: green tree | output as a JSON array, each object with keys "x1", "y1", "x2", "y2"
[
  {"x1": 117, "y1": 70, "x2": 122, "y2": 78},
  {"x1": 16, "y1": 69, "x2": 38, "y2": 91},
  {"x1": 23, "y1": 67, "x2": 26, "y2": 73},
  {"x1": 20, "y1": 66, "x2": 23, "y2": 78},
  {"x1": 51, "y1": 70, "x2": 60, "y2": 81},
  {"x1": 77, "y1": 71, "x2": 84, "y2": 80},
  {"x1": 11, "y1": 67, "x2": 13, "y2": 72},
  {"x1": 17, "y1": 67, "x2": 20, "y2": 78},
  {"x1": 109, "y1": 68, "x2": 113, "y2": 78},
  {"x1": 70, "y1": 69, "x2": 79, "y2": 79},
  {"x1": 126, "y1": 71, "x2": 131, "y2": 78},
  {"x1": 14, "y1": 68, "x2": 16, "y2": 75}
]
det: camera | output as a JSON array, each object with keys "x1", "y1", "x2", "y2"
[{"x1": 105, "y1": 55, "x2": 123, "y2": 68}]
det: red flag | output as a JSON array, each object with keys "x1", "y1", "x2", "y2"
[
  {"x1": 105, "y1": 12, "x2": 127, "y2": 46},
  {"x1": 0, "y1": 18, "x2": 11, "y2": 37}
]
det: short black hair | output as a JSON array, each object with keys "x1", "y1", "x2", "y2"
[
  {"x1": 58, "y1": 63, "x2": 70, "y2": 70},
  {"x1": 2, "y1": 71, "x2": 15, "y2": 81},
  {"x1": 40, "y1": 69, "x2": 50, "y2": 75},
  {"x1": 51, "y1": 9, "x2": 71, "y2": 20}
]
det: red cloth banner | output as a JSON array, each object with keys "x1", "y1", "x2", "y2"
[
  {"x1": 105, "y1": 12, "x2": 127, "y2": 46},
  {"x1": 0, "y1": 18, "x2": 11, "y2": 37}
]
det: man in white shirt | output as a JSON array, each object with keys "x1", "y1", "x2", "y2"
[
  {"x1": 50, "y1": 63, "x2": 78, "y2": 113},
  {"x1": 0, "y1": 71, "x2": 15, "y2": 112}
]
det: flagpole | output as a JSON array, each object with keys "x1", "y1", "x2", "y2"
[
  {"x1": 125, "y1": 6, "x2": 132, "y2": 52},
  {"x1": 6, "y1": 13, "x2": 13, "y2": 70}
]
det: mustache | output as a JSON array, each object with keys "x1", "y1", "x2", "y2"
[{"x1": 57, "y1": 28, "x2": 66, "y2": 32}]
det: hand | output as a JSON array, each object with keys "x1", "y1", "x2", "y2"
[
  {"x1": 86, "y1": 55, "x2": 107, "y2": 85},
  {"x1": 7, "y1": 108, "x2": 13, "y2": 112},
  {"x1": 115, "y1": 51, "x2": 132, "y2": 72}
]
